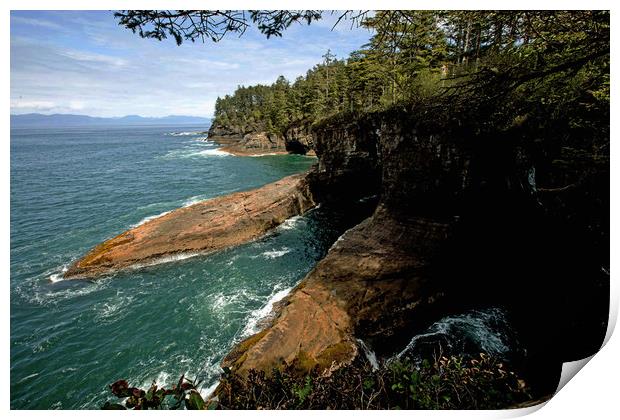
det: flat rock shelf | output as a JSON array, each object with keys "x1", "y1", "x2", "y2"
[{"x1": 64, "y1": 173, "x2": 315, "y2": 280}]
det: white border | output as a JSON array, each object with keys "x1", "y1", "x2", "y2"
[{"x1": 4, "y1": 1, "x2": 617, "y2": 419}]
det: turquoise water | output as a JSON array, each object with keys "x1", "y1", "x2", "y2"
[{"x1": 10, "y1": 125, "x2": 352, "y2": 409}]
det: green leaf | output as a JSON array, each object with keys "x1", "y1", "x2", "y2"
[
  {"x1": 185, "y1": 390, "x2": 205, "y2": 410},
  {"x1": 102, "y1": 402, "x2": 127, "y2": 410}
]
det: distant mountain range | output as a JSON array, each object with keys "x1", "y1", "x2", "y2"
[{"x1": 11, "y1": 113, "x2": 212, "y2": 128}]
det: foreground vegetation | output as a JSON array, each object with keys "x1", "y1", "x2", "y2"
[
  {"x1": 103, "y1": 353, "x2": 533, "y2": 410},
  {"x1": 216, "y1": 354, "x2": 533, "y2": 410}
]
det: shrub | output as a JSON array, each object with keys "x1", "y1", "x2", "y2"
[
  {"x1": 102, "y1": 374, "x2": 212, "y2": 410},
  {"x1": 212, "y1": 353, "x2": 532, "y2": 409}
]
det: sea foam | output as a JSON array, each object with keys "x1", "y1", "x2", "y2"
[
  {"x1": 196, "y1": 149, "x2": 232, "y2": 157},
  {"x1": 167, "y1": 131, "x2": 202, "y2": 137},
  {"x1": 277, "y1": 215, "x2": 302, "y2": 231},
  {"x1": 131, "y1": 210, "x2": 172, "y2": 228},
  {"x1": 260, "y1": 247, "x2": 291, "y2": 259},
  {"x1": 48, "y1": 265, "x2": 69, "y2": 283},
  {"x1": 241, "y1": 286, "x2": 293, "y2": 337},
  {"x1": 182, "y1": 195, "x2": 208, "y2": 207},
  {"x1": 132, "y1": 252, "x2": 201, "y2": 270}
]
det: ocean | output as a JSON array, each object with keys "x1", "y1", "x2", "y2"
[{"x1": 10, "y1": 125, "x2": 350, "y2": 409}]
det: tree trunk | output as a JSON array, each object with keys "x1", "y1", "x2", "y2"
[{"x1": 462, "y1": 18, "x2": 472, "y2": 65}]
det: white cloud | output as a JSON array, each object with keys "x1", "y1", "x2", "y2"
[
  {"x1": 175, "y1": 58, "x2": 240, "y2": 70},
  {"x1": 11, "y1": 16, "x2": 64, "y2": 31},
  {"x1": 10, "y1": 10, "x2": 372, "y2": 118},
  {"x1": 68, "y1": 100, "x2": 86, "y2": 110},
  {"x1": 10, "y1": 100, "x2": 55, "y2": 110},
  {"x1": 60, "y1": 50, "x2": 128, "y2": 67}
]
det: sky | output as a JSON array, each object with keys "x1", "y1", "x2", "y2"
[{"x1": 10, "y1": 11, "x2": 373, "y2": 118}]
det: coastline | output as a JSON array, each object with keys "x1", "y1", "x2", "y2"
[
  {"x1": 208, "y1": 134, "x2": 316, "y2": 157},
  {"x1": 217, "y1": 145, "x2": 290, "y2": 157},
  {"x1": 64, "y1": 172, "x2": 316, "y2": 280}
]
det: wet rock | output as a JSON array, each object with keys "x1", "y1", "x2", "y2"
[
  {"x1": 217, "y1": 132, "x2": 288, "y2": 156},
  {"x1": 221, "y1": 205, "x2": 454, "y2": 375},
  {"x1": 64, "y1": 173, "x2": 315, "y2": 279},
  {"x1": 207, "y1": 123, "x2": 316, "y2": 156}
]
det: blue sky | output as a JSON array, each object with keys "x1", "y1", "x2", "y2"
[{"x1": 10, "y1": 11, "x2": 373, "y2": 118}]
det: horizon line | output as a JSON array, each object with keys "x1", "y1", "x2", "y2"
[{"x1": 10, "y1": 112, "x2": 213, "y2": 119}]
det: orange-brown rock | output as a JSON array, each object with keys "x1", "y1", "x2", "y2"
[
  {"x1": 218, "y1": 145, "x2": 289, "y2": 157},
  {"x1": 64, "y1": 173, "x2": 315, "y2": 280},
  {"x1": 213, "y1": 132, "x2": 289, "y2": 156},
  {"x1": 221, "y1": 206, "x2": 451, "y2": 376},
  {"x1": 208, "y1": 126, "x2": 315, "y2": 156}
]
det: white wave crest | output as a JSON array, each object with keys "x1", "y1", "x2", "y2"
[
  {"x1": 97, "y1": 294, "x2": 135, "y2": 320},
  {"x1": 196, "y1": 148, "x2": 232, "y2": 157},
  {"x1": 393, "y1": 307, "x2": 512, "y2": 362},
  {"x1": 159, "y1": 146, "x2": 230, "y2": 159},
  {"x1": 139, "y1": 371, "x2": 172, "y2": 391},
  {"x1": 210, "y1": 291, "x2": 243, "y2": 312},
  {"x1": 48, "y1": 265, "x2": 69, "y2": 283},
  {"x1": 131, "y1": 210, "x2": 172, "y2": 228},
  {"x1": 17, "y1": 372, "x2": 40, "y2": 384},
  {"x1": 241, "y1": 286, "x2": 292, "y2": 337},
  {"x1": 247, "y1": 152, "x2": 282, "y2": 157},
  {"x1": 182, "y1": 195, "x2": 208, "y2": 207},
  {"x1": 132, "y1": 252, "x2": 201, "y2": 270},
  {"x1": 24, "y1": 277, "x2": 112, "y2": 306},
  {"x1": 257, "y1": 247, "x2": 291, "y2": 259},
  {"x1": 167, "y1": 131, "x2": 202, "y2": 136},
  {"x1": 277, "y1": 215, "x2": 302, "y2": 231}
]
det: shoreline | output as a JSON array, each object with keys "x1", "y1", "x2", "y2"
[
  {"x1": 63, "y1": 173, "x2": 315, "y2": 280},
  {"x1": 217, "y1": 145, "x2": 290, "y2": 157},
  {"x1": 208, "y1": 134, "x2": 316, "y2": 157}
]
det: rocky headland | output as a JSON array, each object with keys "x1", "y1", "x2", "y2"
[
  {"x1": 208, "y1": 123, "x2": 315, "y2": 156},
  {"x1": 69, "y1": 106, "x2": 608, "y2": 400},
  {"x1": 64, "y1": 173, "x2": 315, "y2": 279},
  {"x1": 217, "y1": 107, "x2": 609, "y2": 397}
]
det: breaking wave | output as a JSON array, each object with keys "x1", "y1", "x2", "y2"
[
  {"x1": 166, "y1": 131, "x2": 204, "y2": 137},
  {"x1": 259, "y1": 247, "x2": 291, "y2": 259},
  {"x1": 393, "y1": 307, "x2": 518, "y2": 364},
  {"x1": 196, "y1": 149, "x2": 232, "y2": 157},
  {"x1": 131, "y1": 210, "x2": 172, "y2": 228},
  {"x1": 277, "y1": 215, "x2": 303, "y2": 231},
  {"x1": 131, "y1": 252, "x2": 202, "y2": 270},
  {"x1": 240, "y1": 285, "x2": 293, "y2": 337},
  {"x1": 48, "y1": 265, "x2": 69, "y2": 283},
  {"x1": 182, "y1": 195, "x2": 209, "y2": 207}
]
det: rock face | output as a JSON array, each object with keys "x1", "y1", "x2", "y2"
[
  {"x1": 64, "y1": 173, "x2": 315, "y2": 280},
  {"x1": 207, "y1": 123, "x2": 243, "y2": 140},
  {"x1": 306, "y1": 118, "x2": 381, "y2": 204},
  {"x1": 219, "y1": 108, "x2": 609, "y2": 397},
  {"x1": 207, "y1": 122, "x2": 315, "y2": 155},
  {"x1": 222, "y1": 207, "x2": 453, "y2": 375},
  {"x1": 284, "y1": 125, "x2": 314, "y2": 155},
  {"x1": 221, "y1": 115, "x2": 470, "y2": 375},
  {"x1": 218, "y1": 132, "x2": 288, "y2": 156}
]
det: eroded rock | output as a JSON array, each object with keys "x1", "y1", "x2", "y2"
[
  {"x1": 64, "y1": 173, "x2": 315, "y2": 280},
  {"x1": 221, "y1": 206, "x2": 452, "y2": 376}
]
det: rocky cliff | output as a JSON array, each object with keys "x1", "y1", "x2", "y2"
[
  {"x1": 208, "y1": 122, "x2": 314, "y2": 156},
  {"x1": 219, "y1": 107, "x2": 609, "y2": 395}
]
